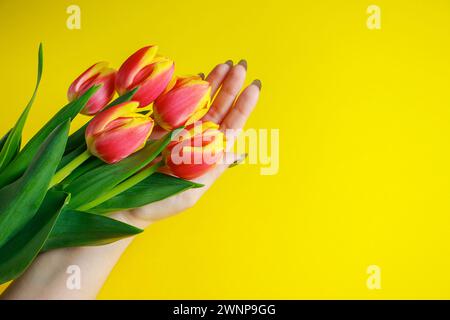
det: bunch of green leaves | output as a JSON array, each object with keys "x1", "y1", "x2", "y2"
[{"x1": 0, "y1": 44, "x2": 202, "y2": 285}]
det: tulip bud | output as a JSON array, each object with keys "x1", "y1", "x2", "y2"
[
  {"x1": 116, "y1": 45, "x2": 175, "y2": 107},
  {"x1": 163, "y1": 121, "x2": 224, "y2": 179},
  {"x1": 68, "y1": 62, "x2": 116, "y2": 115},
  {"x1": 86, "y1": 101, "x2": 154, "y2": 164},
  {"x1": 153, "y1": 75, "x2": 212, "y2": 131}
]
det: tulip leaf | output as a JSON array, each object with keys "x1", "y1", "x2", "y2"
[
  {"x1": 0, "y1": 121, "x2": 69, "y2": 248},
  {"x1": 65, "y1": 88, "x2": 139, "y2": 154},
  {"x1": 58, "y1": 157, "x2": 104, "y2": 189},
  {"x1": 0, "y1": 190, "x2": 70, "y2": 285},
  {"x1": 88, "y1": 173, "x2": 203, "y2": 214},
  {"x1": 0, "y1": 43, "x2": 43, "y2": 173},
  {"x1": 0, "y1": 131, "x2": 7, "y2": 147},
  {"x1": 0, "y1": 130, "x2": 10, "y2": 153},
  {"x1": 108, "y1": 87, "x2": 139, "y2": 107},
  {"x1": 0, "y1": 130, "x2": 21, "y2": 162},
  {"x1": 64, "y1": 130, "x2": 180, "y2": 210},
  {"x1": 0, "y1": 85, "x2": 100, "y2": 189},
  {"x1": 64, "y1": 123, "x2": 87, "y2": 155},
  {"x1": 57, "y1": 144, "x2": 87, "y2": 170},
  {"x1": 42, "y1": 209, "x2": 142, "y2": 252}
]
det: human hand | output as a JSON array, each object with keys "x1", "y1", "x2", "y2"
[
  {"x1": 121, "y1": 60, "x2": 261, "y2": 227},
  {"x1": 0, "y1": 60, "x2": 260, "y2": 300}
]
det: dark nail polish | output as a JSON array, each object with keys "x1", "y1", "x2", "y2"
[
  {"x1": 252, "y1": 79, "x2": 262, "y2": 90},
  {"x1": 198, "y1": 73, "x2": 205, "y2": 80},
  {"x1": 225, "y1": 60, "x2": 233, "y2": 67},
  {"x1": 228, "y1": 153, "x2": 248, "y2": 168},
  {"x1": 238, "y1": 59, "x2": 247, "y2": 70}
]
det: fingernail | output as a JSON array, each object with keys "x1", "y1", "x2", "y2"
[
  {"x1": 225, "y1": 60, "x2": 233, "y2": 67},
  {"x1": 252, "y1": 79, "x2": 262, "y2": 91},
  {"x1": 228, "y1": 153, "x2": 248, "y2": 168},
  {"x1": 238, "y1": 59, "x2": 247, "y2": 70},
  {"x1": 198, "y1": 73, "x2": 205, "y2": 80}
]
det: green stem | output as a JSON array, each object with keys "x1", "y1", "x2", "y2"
[
  {"x1": 77, "y1": 161, "x2": 163, "y2": 212},
  {"x1": 49, "y1": 149, "x2": 91, "y2": 188}
]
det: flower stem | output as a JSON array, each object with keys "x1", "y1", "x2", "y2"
[
  {"x1": 77, "y1": 161, "x2": 163, "y2": 212},
  {"x1": 49, "y1": 149, "x2": 91, "y2": 189}
]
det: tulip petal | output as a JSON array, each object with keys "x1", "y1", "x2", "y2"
[
  {"x1": 68, "y1": 62, "x2": 109, "y2": 99},
  {"x1": 89, "y1": 118, "x2": 154, "y2": 164},
  {"x1": 164, "y1": 121, "x2": 224, "y2": 179},
  {"x1": 68, "y1": 62, "x2": 116, "y2": 115},
  {"x1": 132, "y1": 60, "x2": 174, "y2": 107},
  {"x1": 185, "y1": 87, "x2": 212, "y2": 125},
  {"x1": 86, "y1": 102, "x2": 140, "y2": 137},
  {"x1": 154, "y1": 81, "x2": 211, "y2": 130},
  {"x1": 116, "y1": 46, "x2": 159, "y2": 94},
  {"x1": 81, "y1": 70, "x2": 116, "y2": 115},
  {"x1": 166, "y1": 149, "x2": 222, "y2": 180}
]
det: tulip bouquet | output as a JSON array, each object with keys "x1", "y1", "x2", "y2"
[{"x1": 0, "y1": 44, "x2": 225, "y2": 284}]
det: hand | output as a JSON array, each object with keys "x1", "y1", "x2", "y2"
[
  {"x1": 0, "y1": 60, "x2": 260, "y2": 300},
  {"x1": 122, "y1": 60, "x2": 261, "y2": 227}
]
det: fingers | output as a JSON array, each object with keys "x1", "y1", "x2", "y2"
[
  {"x1": 203, "y1": 60, "x2": 247, "y2": 124},
  {"x1": 220, "y1": 80, "x2": 261, "y2": 144},
  {"x1": 127, "y1": 152, "x2": 246, "y2": 223},
  {"x1": 205, "y1": 60, "x2": 233, "y2": 98},
  {"x1": 193, "y1": 152, "x2": 240, "y2": 186}
]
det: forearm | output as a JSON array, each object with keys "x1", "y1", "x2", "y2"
[{"x1": 1, "y1": 212, "x2": 146, "y2": 300}]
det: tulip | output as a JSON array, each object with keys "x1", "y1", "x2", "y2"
[
  {"x1": 116, "y1": 45, "x2": 175, "y2": 107},
  {"x1": 163, "y1": 121, "x2": 224, "y2": 179},
  {"x1": 153, "y1": 75, "x2": 212, "y2": 131},
  {"x1": 68, "y1": 62, "x2": 116, "y2": 115},
  {"x1": 85, "y1": 101, "x2": 154, "y2": 164}
]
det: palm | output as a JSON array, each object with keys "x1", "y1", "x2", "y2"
[{"x1": 126, "y1": 61, "x2": 260, "y2": 224}]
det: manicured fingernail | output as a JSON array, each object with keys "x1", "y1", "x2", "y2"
[
  {"x1": 252, "y1": 79, "x2": 262, "y2": 90},
  {"x1": 225, "y1": 60, "x2": 233, "y2": 67},
  {"x1": 238, "y1": 59, "x2": 247, "y2": 70},
  {"x1": 228, "y1": 153, "x2": 248, "y2": 168},
  {"x1": 198, "y1": 73, "x2": 205, "y2": 80}
]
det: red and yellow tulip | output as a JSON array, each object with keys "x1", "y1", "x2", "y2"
[
  {"x1": 163, "y1": 121, "x2": 224, "y2": 179},
  {"x1": 85, "y1": 101, "x2": 154, "y2": 164},
  {"x1": 68, "y1": 62, "x2": 116, "y2": 115},
  {"x1": 115, "y1": 45, "x2": 174, "y2": 108},
  {"x1": 153, "y1": 75, "x2": 212, "y2": 131}
]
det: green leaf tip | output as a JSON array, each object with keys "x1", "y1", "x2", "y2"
[
  {"x1": 0, "y1": 85, "x2": 98, "y2": 189},
  {"x1": 42, "y1": 210, "x2": 143, "y2": 252},
  {"x1": 87, "y1": 173, "x2": 202, "y2": 214},
  {"x1": 0, "y1": 43, "x2": 44, "y2": 173}
]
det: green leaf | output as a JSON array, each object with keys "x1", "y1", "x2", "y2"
[
  {"x1": 58, "y1": 157, "x2": 103, "y2": 189},
  {"x1": 0, "y1": 43, "x2": 43, "y2": 173},
  {"x1": 42, "y1": 209, "x2": 142, "y2": 252},
  {"x1": 65, "y1": 88, "x2": 139, "y2": 154},
  {"x1": 64, "y1": 130, "x2": 180, "y2": 210},
  {"x1": 57, "y1": 144, "x2": 87, "y2": 170},
  {"x1": 64, "y1": 123, "x2": 87, "y2": 155},
  {"x1": 0, "y1": 121, "x2": 69, "y2": 247},
  {"x1": 0, "y1": 85, "x2": 100, "y2": 189},
  {"x1": 0, "y1": 130, "x2": 10, "y2": 153},
  {"x1": 0, "y1": 130, "x2": 21, "y2": 161},
  {"x1": 88, "y1": 173, "x2": 203, "y2": 214},
  {"x1": 0, "y1": 131, "x2": 8, "y2": 149},
  {"x1": 0, "y1": 190, "x2": 70, "y2": 284},
  {"x1": 107, "y1": 87, "x2": 139, "y2": 107},
  {"x1": 78, "y1": 162, "x2": 163, "y2": 211}
]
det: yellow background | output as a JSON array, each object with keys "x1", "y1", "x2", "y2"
[{"x1": 1, "y1": 0, "x2": 450, "y2": 299}]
